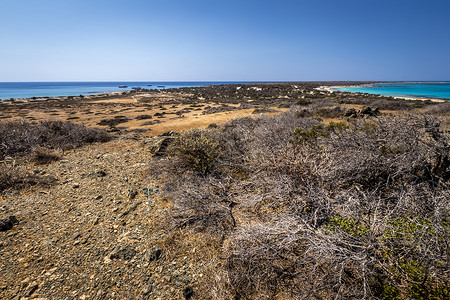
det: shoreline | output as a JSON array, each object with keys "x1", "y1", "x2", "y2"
[{"x1": 316, "y1": 84, "x2": 447, "y2": 103}]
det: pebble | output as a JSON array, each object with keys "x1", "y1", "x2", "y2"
[
  {"x1": 43, "y1": 240, "x2": 54, "y2": 247},
  {"x1": 145, "y1": 245, "x2": 162, "y2": 262}
]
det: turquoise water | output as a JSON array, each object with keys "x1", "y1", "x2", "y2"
[
  {"x1": 334, "y1": 82, "x2": 450, "y2": 100},
  {"x1": 0, "y1": 81, "x2": 259, "y2": 100}
]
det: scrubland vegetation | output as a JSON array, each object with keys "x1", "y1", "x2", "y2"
[
  {"x1": 1, "y1": 83, "x2": 449, "y2": 298},
  {"x1": 149, "y1": 101, "x2": 449, "y2": 299},
  {"x1": 0, "y1": 121, "x2": 110, "y2": 192}
]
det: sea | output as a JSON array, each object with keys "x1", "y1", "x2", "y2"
[
  {"x1": 333, "y1": 82, "x2": 450, "y2": 100},
  {"x1": 0, "y1": 81, "x2": 258, "y2": 100}
]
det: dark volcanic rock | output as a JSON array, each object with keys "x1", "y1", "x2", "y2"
[
  {"x1": 183, "y1": 286, "x2": 193, "y2": 299},
  {"x1": 345, "y1": 108, "x2": 358, "y2": 118},
  {"x1": 361, "y1": 106, "x2": 380, "y2": 116},
  {"x1": 0, "y1": 216, "x2": 18, "y2": 231}
]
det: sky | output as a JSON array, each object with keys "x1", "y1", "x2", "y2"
[{"x1": 0, "y1": 0, "x2": 449, "y2": 81}]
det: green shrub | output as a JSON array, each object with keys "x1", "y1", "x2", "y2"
[
  {"x1": 290, "y1": 122, "x2": 347, "y2": 144},
  {"x1": 168, "y1": 129, "x2": 222, "y2": 176},
  {"x1": 324, "y1": 215, "x2": 369, "y2": 237}
]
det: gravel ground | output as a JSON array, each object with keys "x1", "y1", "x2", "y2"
[{"x1": 0, "y1": 133, "x2": 199, "y2": 299}]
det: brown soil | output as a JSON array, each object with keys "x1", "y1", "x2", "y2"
[
  {"x1": 0, "y1": 91, "x2": 285, "y2": 136},
  {"x1": 0, "y1": 133, "x2": 216, "y2": 299}
]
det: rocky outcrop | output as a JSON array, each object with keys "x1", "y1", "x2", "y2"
[{"x1": 148, "y1": 131, "x2": 179, "y2": 156}]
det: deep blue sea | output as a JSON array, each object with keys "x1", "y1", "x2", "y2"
[
  {"x1": 333, "y1": 82, "x2": 450, "y2": 100},
  {"x1": 0, "y1": 81, "x2": 257, "y2": 100}
]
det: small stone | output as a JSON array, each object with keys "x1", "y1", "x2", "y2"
[
  {"x1": 128, "y1": 188, "x2": 138, "y2": 199},
  {"x1": 43, "y1": 240, "x2": 54, "y2": 247},
  {"x1": 183, "y1": 286, "x2": 194, "y2": 299},
  {"x1": 26, "y1": 283, "x2": 39, "y2": 297},
  {"x1": 95, "y1": 195, "x2": 102, "y2": 200},
  {"x1": 72, "y1": 184, "x2": 80, "y2": 189},
  {"x1": 0, "y1": 215, "x2": 18, "y2": 231},
  {"x1": 163, "y1": 275, "x2": 171, "y2": 282},
  {"x1": 96, "y1": 170, "x2": 107, "y2": 177},
  {"x1": 141, "y1": 282, "x2": 153, "y2": 296},
  {"x1": 145, "y1": 246, "x2": 162, "y2": 262},
  {"x1": 73, "y1": 232, "x2": 81, "y2": 239}
]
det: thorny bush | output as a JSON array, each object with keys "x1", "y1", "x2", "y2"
[
  {"x1": 0, "y1": 120, "x2": 111, "y2": 160},
  {"x1": 149, "y1": 109, "x2": 449, "y2": 299}
]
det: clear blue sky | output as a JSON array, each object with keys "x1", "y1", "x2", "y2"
[{"x1": 1, "y1": 0, "x2": 449, "y2": 81}]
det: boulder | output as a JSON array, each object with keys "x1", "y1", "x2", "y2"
[
  {"x1": 345, "y1": 108, "x2": 358, "y2": 118},
  {"x1": 149, "y1": 131, "x2": 179, "y2": 156},
  {"x1": 361, "y1": 106, "x2": 380, "y2": 116}
]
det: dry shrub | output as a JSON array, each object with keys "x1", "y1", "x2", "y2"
[
  {"x1": 371, "y1": 98, "x2": 413, "y2": 111},
  {"x1": 221, "y1": 115, "x2": 449, "y2": 299},
  {"x1": 167, "y1": 129, "x2": 222, "y2": 176},
  {"x1": 338, "y1": 97, "x2": 414, "y2": 111},
  {"x1": 0, "y1": 163, "x2": 23, "y2": 192},
  {"x1": 135, "y1": 114, "x2": 153, "y2": 120},
  {"x1": 424, "y1": 102, "x2": 450, "y2": 116},
  {"x1": 0, "y1": 163, "x2": 56, "y2": 193},
  {"x1": 148, "y1": 110, "x2": 449, "y2": 299},
  {"x1": 97, "y1": 117, "x2": 130, "y2": 126},
  {"x1": 30, "y1": 147, "x2": 60, "y2": 165},
  {"x1": 315, "y1": 116, "x2": 449, "y2": 188},
  {"x1": 0, "y1": 120, "x2": 111, "y2": 160},
  {"x1": 313, "y1": 106, "x2": 345, "y2": 118}
]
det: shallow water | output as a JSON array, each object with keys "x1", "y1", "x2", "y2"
[{"x1": 333, "y1": 82, "x2": 450, "y2": 100}]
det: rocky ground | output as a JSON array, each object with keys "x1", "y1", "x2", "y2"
[
  {"x1": 1, "y1": 83, "x2": 448, "y2": 299},
  {"x1": 0, "y1": 132, "x2": 204, "y2": 299}
]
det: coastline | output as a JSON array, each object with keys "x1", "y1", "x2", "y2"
[{"x1": 316, "y1": 84, "x2": 447, "y2": 103}]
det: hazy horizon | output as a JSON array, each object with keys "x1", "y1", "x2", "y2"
[{"x1": 1, "y1": 0, "x2": 449, "y2": 82}]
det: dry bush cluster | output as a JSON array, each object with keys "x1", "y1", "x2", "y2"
[
  {"x1": 0, "y1": 120, "x2": 111, "y2": 160},
  {"x1": 424, "y1": 102, "x2": 450, "y2": 116},
  {"x1": 0, "y1": 120, "x2": 110, "y2": 192},
  {"x1": 149, "y1": 108, "x2": 449, "y2": 299},
  {"x1": 0, "y1": 162, "x2": 56, "y2": 193}
]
